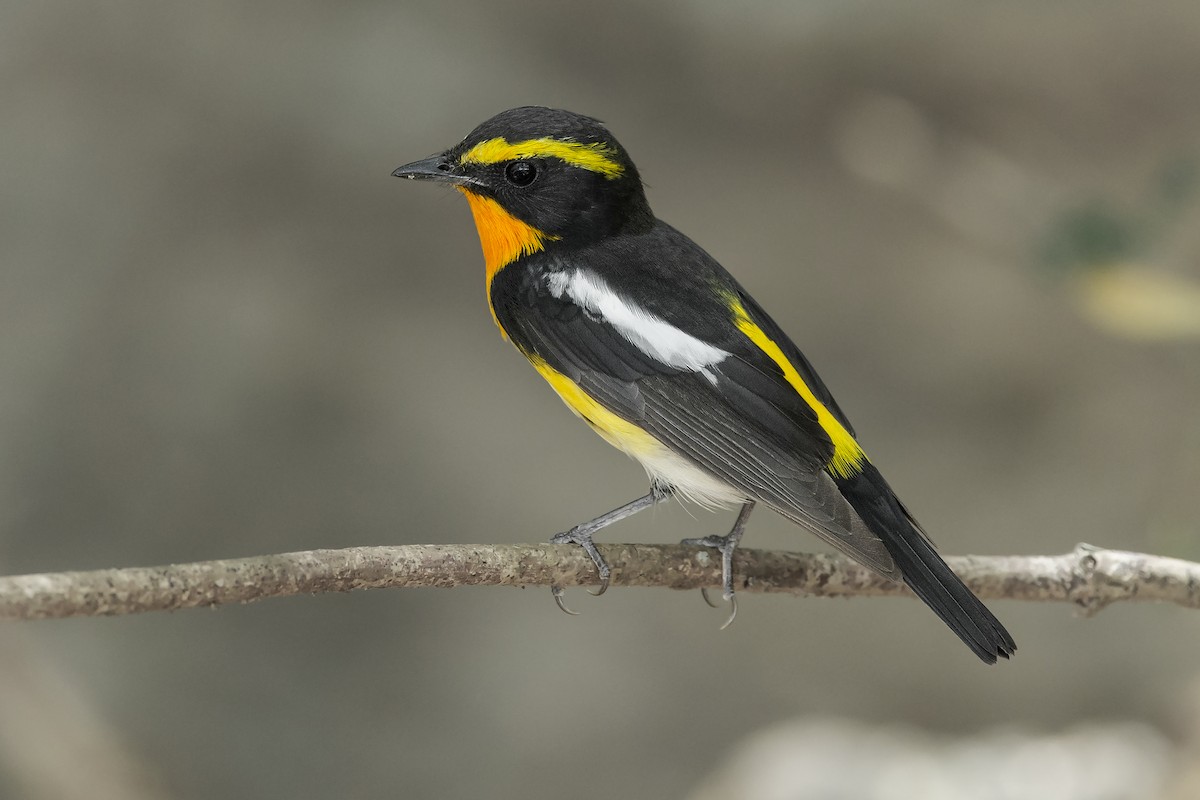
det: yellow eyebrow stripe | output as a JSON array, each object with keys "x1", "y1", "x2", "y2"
[
  {"x1": 729, "y1": 299, "x2": 867, "y2": 479},
  {"x1": 459, "y1": 137, "x2": 625, "y2": 179}
]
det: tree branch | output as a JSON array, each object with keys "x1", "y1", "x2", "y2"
[{"x1": 0, "y1": 542, "x2": 1197, "y2": 621}]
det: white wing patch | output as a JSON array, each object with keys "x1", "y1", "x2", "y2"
[{"x1": 547, "y1": 269, "x2": 729, "y2": 373}]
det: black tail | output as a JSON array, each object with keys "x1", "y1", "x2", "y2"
[{"x1": 836, "y1": 464, "x2": 1016, "y2": 664}]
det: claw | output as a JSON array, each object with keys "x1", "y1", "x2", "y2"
[
  {"x1": 718, "y1": 594, "x2": 738, "y2": 630},
  {"x1": 552, "y1": 586, "x2": 580, "y2": 616},
  {"x1": 587, "y1": 575, "x2": 609, "y2": 597},
  {"x1": 699, "y1": 586, "x2": 737, "y2": 628}
]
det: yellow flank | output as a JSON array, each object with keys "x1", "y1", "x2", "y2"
[
  {"x1": 459, "y1": 137, "x2": 625, "y2": 179},
  {"x1": 528, "y1": 356, "x2": 663, "y2": 458},
  {"x1": 458, "y1": 188, "x2": 558, "y2": 333},
  {"x1": 729, "y1": 299, "x2": 867, "y2": 479}
]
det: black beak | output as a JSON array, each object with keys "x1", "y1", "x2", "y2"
[{"x1": 391, "y1": 154, "x2": 476, "y2": 187}]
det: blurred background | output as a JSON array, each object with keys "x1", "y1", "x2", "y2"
[{"x1": 2, "y1": 1, "x2": 1200, "y2": 798}]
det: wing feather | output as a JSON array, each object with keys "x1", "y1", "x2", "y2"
[{"x1": 494, "y1": 265, "x2": 897, "y2": 577}]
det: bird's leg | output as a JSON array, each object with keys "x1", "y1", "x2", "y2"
[
  {"x1": 551, "y1": 482, "x2": 673, "y2": 613},
  {"x1": 682, "y1": 500, "x2": 755, "y2": 629}
]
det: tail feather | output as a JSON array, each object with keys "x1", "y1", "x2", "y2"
[{"x1": 836, "y1": 464, "x2": 1016, "y2": 664}]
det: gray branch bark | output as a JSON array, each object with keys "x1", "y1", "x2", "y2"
[{"x1": 1, "y1": 542, "x2": 1197, "y2": 621}]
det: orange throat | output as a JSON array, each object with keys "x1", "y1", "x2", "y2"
[
  {"x1": 458, "y1": 188, "x2": 556, "y2": 286},
  {"x1": 458, "y1": 189, "x2": 557, "y2": 336}
]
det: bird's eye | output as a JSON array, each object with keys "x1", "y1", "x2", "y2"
[{"x1": 505, "y1": 161, "x2": 537, "y2": 187}]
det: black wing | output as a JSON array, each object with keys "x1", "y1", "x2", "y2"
[
  {"x1": 492, "y1": 259, "x2": 899, "y2": 579},
  {"x1": 728, "y1": 285, "x2": 858, "y2": 438}
]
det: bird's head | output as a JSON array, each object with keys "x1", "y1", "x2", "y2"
[{"x1": 393, "y1": 107, "x2": 653, "y2": 273}]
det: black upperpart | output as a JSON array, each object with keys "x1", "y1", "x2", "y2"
[{"x1": 458, "y1": 106, "x2": 619, "y2": 152}]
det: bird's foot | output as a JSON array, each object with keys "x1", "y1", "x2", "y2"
[
  {"x1": 682, "y1": 501, "x2": 754, "y2": 629},
  {"x1": 547, "y1": 486, "x2": 673, "y2": 615},
  {"x1": 551, "y1": 526, "x2": 612, "y2": 606},
  {"x1": 682, "y1": 531, "x2": 741, "y2": 629}
]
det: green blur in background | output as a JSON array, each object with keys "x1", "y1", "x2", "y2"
[{"x1": 2, "y1": 2, "x2": 1200, "y2": 798}]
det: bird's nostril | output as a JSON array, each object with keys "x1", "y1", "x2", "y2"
[{"x1": 437, "y1": 162, "x2": 451, "y2": 172}]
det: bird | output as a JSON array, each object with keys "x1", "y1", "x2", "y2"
[{"x1": 392, "y1": 106, "x2": 1016, "y2": 664}]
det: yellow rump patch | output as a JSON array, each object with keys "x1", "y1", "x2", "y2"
[
  {"x1": 528, "y1": 356, "x2": 662, "y2": 458},
  {"x1": 459, "y1": 137, "x2": 624, "y2": 179},
  {"x1": 458, "y1": 188, "x2": 558, "y2": 334},
  {"x1": 729, "y1": 299, "x2": 867, "y2": 479}
]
